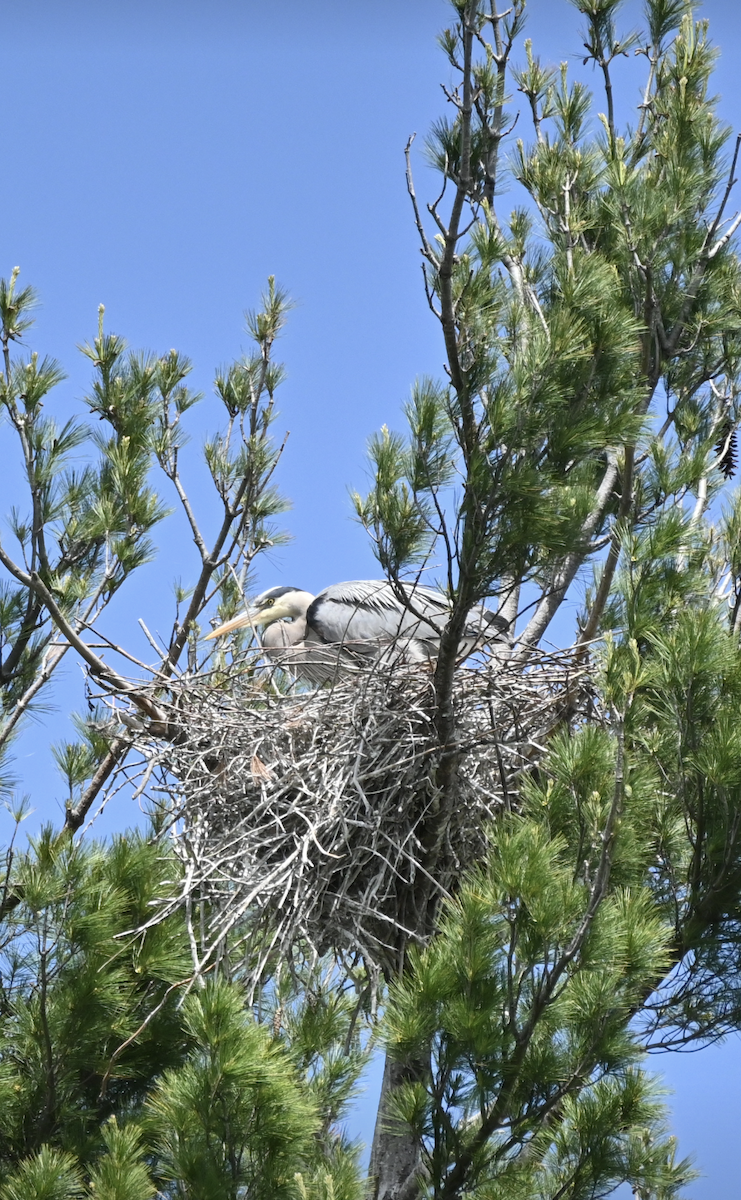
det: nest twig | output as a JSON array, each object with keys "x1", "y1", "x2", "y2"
[{"x1": 111, "y1": 646, "x2": 591, "y2": 986}]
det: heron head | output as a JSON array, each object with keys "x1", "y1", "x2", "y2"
[{"x1": 204, "y1": 586, "x2": 314, "y2": 640}]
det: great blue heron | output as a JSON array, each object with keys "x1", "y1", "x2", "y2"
[{"x1": 204, "y1": 579, "x2": 508, "y2": 684}]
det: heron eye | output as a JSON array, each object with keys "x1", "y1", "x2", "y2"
[{"x1": 265, "y1": 598, "x2": 275, "y2": 607}]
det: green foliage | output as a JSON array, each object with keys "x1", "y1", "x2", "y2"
[
  {"x1": 355, "y1": 0, "x2": 741, "y2": 661},
  {"x1": 380, "y1": 814, "x2": 693, "y2": 1198},
  {"x1": 0, "y1": 832, "x2": 191, "y2": 1175},
  {"x1": 372, "y1": 507, "x2": 741, "y2": 1192},
  {"x1": 359, "y1": 2, "x2": 741, "y2": 1179},
  {"x1": 87, "y1": 1122, "x2": 155, "y2": 1200},
  {"x1": 146, "y1": 983, "x2": 317, "y2": 1200},
  {"x1": 0, "y1": 832, "x2": 365, "y2": 1199},
  {"x1": 272, "y1": 964, "x2": 369, "y2": 1198},
  {"x1": 356, "y1": 7, "x2": 741, "y2": 1186},
  {"x1": 0, "y1": 1146, "x2": 86, "y2": 1200},
  {"x1": 0, "y1": 267, "x2": 293, "y2": 831},
  {"x1": 5, "y1": 2, "x2": 741, "y2": 1198}
]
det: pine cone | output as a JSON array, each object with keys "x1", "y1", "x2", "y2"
[{"x1": 715, "y1": 419, "x2": 738, "y2": 479}]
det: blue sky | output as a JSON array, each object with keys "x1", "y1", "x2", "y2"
[{"x1": 1, "y1": 0, "x2": 741, "y2": 1191}]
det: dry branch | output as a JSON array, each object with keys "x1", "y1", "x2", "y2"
[{"x1": 106, "y1": 647, "x2": 592, "y2": 985}]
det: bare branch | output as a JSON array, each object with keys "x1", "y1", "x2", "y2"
[
  {"x1": 517, "y1": 451, "x2": 622, "y2": 654},
  {"x1": 168, "y1": 463, "x2": 209, "y2": 562},
  {"x1": 404, "y1": 134, "x2": 437, "y2": 265},
  {"x1": 64, "y1": 737, "x2": 131, "y2": 833}
]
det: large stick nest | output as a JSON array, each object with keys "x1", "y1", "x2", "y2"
[{"x1": 124, "y1": 649, "x2": 590, "y2": 981}]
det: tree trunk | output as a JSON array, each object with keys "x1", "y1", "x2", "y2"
[{"x1": 368, "y1": 1055, "x2": 424, "y2": 1200}]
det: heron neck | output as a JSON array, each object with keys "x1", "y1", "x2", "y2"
[{"x1": 262, "y1": 616, "x2": 308, "y2": 648}]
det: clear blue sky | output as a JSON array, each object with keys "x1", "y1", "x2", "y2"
[{"x1": 1, "y1": 0, "x2": 740, "y2": 1191}]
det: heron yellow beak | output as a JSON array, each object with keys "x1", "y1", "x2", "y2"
[
  {"x1": 203, "y1": 609, "x2": 259, "y2": 641},
  {"x1": 204, "y1": 599, "x2": 294, "y2": 640}
]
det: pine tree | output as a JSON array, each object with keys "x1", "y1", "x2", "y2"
[
  {"x1": 0, "y1": 274, "x2": 292, "y2": 835},
  {"x1": 3, "y1": 3, "x2": 741, "y2": 1200},
  {"x1": 0, "y1": 829, "x2": 365, "y2": 1198},
  {"x1": 0, "y1": 274, "x2": 365, "y2": 1194},
  {"x1": 353, "y1": 0, "x2": 741, "y2": 1193}
]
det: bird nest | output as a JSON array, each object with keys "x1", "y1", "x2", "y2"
[{"x1": 121, "y1": 648, "x2": 591, "y2": 985}]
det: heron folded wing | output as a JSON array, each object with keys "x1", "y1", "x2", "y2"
[
  {"x1": 308, "y1": 581, "x2": 449, "y2": 646},
  {"x1": 308, "y1": 580, "x2": 509, "y2": 651},
  {"x1": 312, "y1": 580, "x2": 445, "y2": 613},
  {"x1": 264, "y1": 641, "x2": 357, "y2": 685}
]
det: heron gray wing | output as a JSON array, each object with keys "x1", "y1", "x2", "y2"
[{"x1": 306, "y1": 580, "x2": 452, "y2": 649}]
